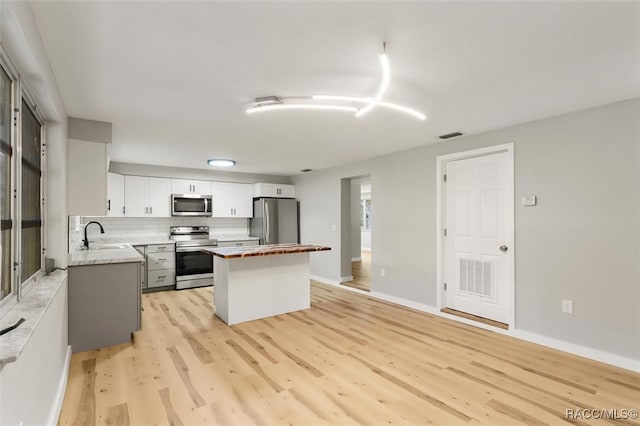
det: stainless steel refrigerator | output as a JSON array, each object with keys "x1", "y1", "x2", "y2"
[{"x1": 250, "y1": 198, "x2": 299, "y2": 245}]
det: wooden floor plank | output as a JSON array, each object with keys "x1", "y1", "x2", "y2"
[
  {"x1": 59, "y1": 281, "x2": 640, "y2": 426},
  {"x1": 342, "y1": 250, "x2": 371, "y2": 292}
]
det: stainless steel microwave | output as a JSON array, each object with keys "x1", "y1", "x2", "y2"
[{"x1": 171, "y1": 194, "x2": 212, "y2": 217}]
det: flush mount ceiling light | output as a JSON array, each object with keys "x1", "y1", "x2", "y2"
[
  {"x1": 207, "y1": 159, "x2": 236, "y2": 167},
  {"x1": 246, "y1": 43, "x2": 426, "y2": 121}
]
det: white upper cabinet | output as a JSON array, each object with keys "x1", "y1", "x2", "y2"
[
  {"x1": 124, "y1": 176, "x2": 147, "y2": 217},
  {"x1": 233, "y1": 184, "x2": 254, "y2": 217},
  {"x1": 253, "y1": 183, "x2": 295, "y2": 198},
  {"x1": 211, "y1": 182, "x2": 233, "y2": 217},
  {"x1": 211, "y1": 182, "x2": 253, "y2": 218},
  {"x1": 124, "y1": 176, "x2": 171, "y2": 217},
  {"x1": 147, "y1": 178, "x2": 172, "y2": 217},
  {"x1": 171, "y1": 179, "x2": 212, "y2": 195},
  {"x1": 106, "y1": 173, "x2": 125, "y2": 217}
]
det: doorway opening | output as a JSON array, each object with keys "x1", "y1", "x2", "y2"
[
  {"x1": 340, "y1": 175, "x2": 371, "y2": 292},
  {"x1": 436, "y1": 144, "x2": 514, "y2": 328}
]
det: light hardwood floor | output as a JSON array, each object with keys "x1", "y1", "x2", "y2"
[
  {"x1": 59, "y1": 282, "x2": 639, "y2": 426},
  {"x1": 342, "y1": 250, "x2": 371, "y2": 292}
]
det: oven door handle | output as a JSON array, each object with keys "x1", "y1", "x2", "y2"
[{"x1": 176, "y1": 246, "x2": 217, "y2": 253}]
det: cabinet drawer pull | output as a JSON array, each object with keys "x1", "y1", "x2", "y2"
[
  {"x1": 157, "y1": 258, "x2": 167, "y2": 262},
  {"x1": 157, "y1": 276, "x2": 166, "y2": 280}
]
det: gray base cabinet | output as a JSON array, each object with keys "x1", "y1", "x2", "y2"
[{"x1": 68, "y1": 262, "x2": 142, "y2": 353}]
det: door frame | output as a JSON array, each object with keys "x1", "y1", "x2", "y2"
[{"x1": 435, "y1": 143, "x2": 515, "y2": 327}]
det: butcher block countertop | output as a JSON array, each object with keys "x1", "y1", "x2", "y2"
[{"x1": 202, "y1": 243, "x2": 331, "y2": 259}]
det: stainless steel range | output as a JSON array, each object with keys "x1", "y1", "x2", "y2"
[{"x1": 170, "y1": 226, "x2": 218, "y2": 290}]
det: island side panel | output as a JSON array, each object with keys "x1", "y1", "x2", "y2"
[
  {"x1": 270, "y1": 252, "x2": 310, "y2": 316},
  {"x1": 226, "y1": 256, "x2": 278, "y2": 325},
  {"x1": 213, "y1": 256, "x2": 230, "y2": 323}
]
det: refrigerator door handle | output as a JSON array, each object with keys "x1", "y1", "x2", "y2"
[{"x1": 265, "y1": 202, "x2": 270, "y2": 244}]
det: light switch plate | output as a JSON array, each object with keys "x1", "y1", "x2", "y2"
[
  {"x1": 562, "y1": 299, "x2": 573, "y2": 314},
  {"x1": 331, "y1": 224, "x2": 337, "y2": 232},
  {"x1": 522, "y1": 195, "x2": 537, "y2": 206}
]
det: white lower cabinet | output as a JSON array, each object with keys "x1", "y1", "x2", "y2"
[
  {"x1": 147, "y1": 251, "x2": 175, "y2": 270},
  {"x1": 143, "y1": 243, "x2": 176, "y2": 290},
  {"x1": 211, "y1": 182, "x2": 253, "y2": 218},
  {"x1": 148, "y1": 269, "x2": 176, "y2": 289}
]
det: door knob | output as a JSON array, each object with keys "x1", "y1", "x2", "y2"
[{"x1": 499, "y1": 245, "x2": 508, "y2": 253}]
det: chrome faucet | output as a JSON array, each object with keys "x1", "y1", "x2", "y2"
[{"x1": 83, "y1": 221, "x2": 105, "y2": 249}]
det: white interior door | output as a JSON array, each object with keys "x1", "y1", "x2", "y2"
[{"x1": 444, "y1": 151, "x2": 512, "y2": 323}]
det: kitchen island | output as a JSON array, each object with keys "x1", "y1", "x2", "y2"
[{"x1": 203, "y1": 243, "x2": 330, "y2": 325}]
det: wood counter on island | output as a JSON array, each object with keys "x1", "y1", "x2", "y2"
[{"x1": 202, "y1": 243, "x2": 331, "y2": 325}]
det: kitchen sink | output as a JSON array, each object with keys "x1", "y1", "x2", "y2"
[{"x1": 88, "y1": 244, "x2": 130, "y2": 250}]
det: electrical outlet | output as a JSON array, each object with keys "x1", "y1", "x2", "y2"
[
  {"x1": 522, "y1": 195, "x2": 537, "y2": 206},
  {"x1": 562, "y1": 299, "x2": 573, "y2": 314},
  {"x1": 380, "y1": 268, "x2": 386, "y2": 278}
]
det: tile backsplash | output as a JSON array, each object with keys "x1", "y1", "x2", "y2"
[{"x1": 69, "y1": 216, "x2": 249, "y2": 252}]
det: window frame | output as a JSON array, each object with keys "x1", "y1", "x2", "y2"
[
  {"x1": 0, "y1": 43, "x2": 47, "y2": 312},
  {"x1": 0, "y1": 45, "x2": 19, "y2": 311},
  {"x1": 18, "y1": 87, "x2": 46, "y2": 297}
]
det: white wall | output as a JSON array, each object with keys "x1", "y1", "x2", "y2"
[
  {"x1": 1, "y1": 0, "x2": 69, "y2": 268},
  {"x1": 0, "y1": 2, "x2": 69, "y2": 425},
  {"x1": 294, "y1": 98, "x2": 640, "y2": 361},
  {"x1": 0, "y1": 282, "x2": 69, "y2": 426},
  {"x1": 361, "y1": 231, "x2": 371, "y2": 251},
  {"x1": 350, "y1": 184, "x2": 361, "y2": 259}
]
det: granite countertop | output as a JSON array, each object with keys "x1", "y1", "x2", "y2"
[
  {"x1": 88, "y1": 236, "x2": 175, "y2": 246},
  {"x1": 203, "y1": 243, "x2": 331, "y2": 259},
  {"x1": 68, "y1": 244, "x2": 145, "y2": 266},
  {"x1": 0, "y1": 270, "x2": 67, "y2": 366}
]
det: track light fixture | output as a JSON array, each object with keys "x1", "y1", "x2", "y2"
[{"x1": 246, "y1": 43, "x2": 426, "y2": 121}]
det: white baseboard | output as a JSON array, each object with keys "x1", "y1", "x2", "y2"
[
  {"x1": 47, "y1": 345, "x2": 72, "y2": 426},
  {"x1": 310, "y1": 275, "x2": 341, "y2": 286},
  {"x1": 340, "y1": 276, "x2": 353, "y2": 283},
  {"x1": 509, "y1": 330, "x2": 640, "y2": 373},
  {"x1": 351, "y1": 257, "x2": 362, "y2": 262},
  {"x1": 312, "y1": 275, "x2": 371, "y2": 296},
  {"x1": 362, "y1": 289, "x2": 640, "y2": 373}
]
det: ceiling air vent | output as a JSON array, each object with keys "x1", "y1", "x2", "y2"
[{"x1": 439, "y1": 132, "x2": 464, "y2": 140}]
